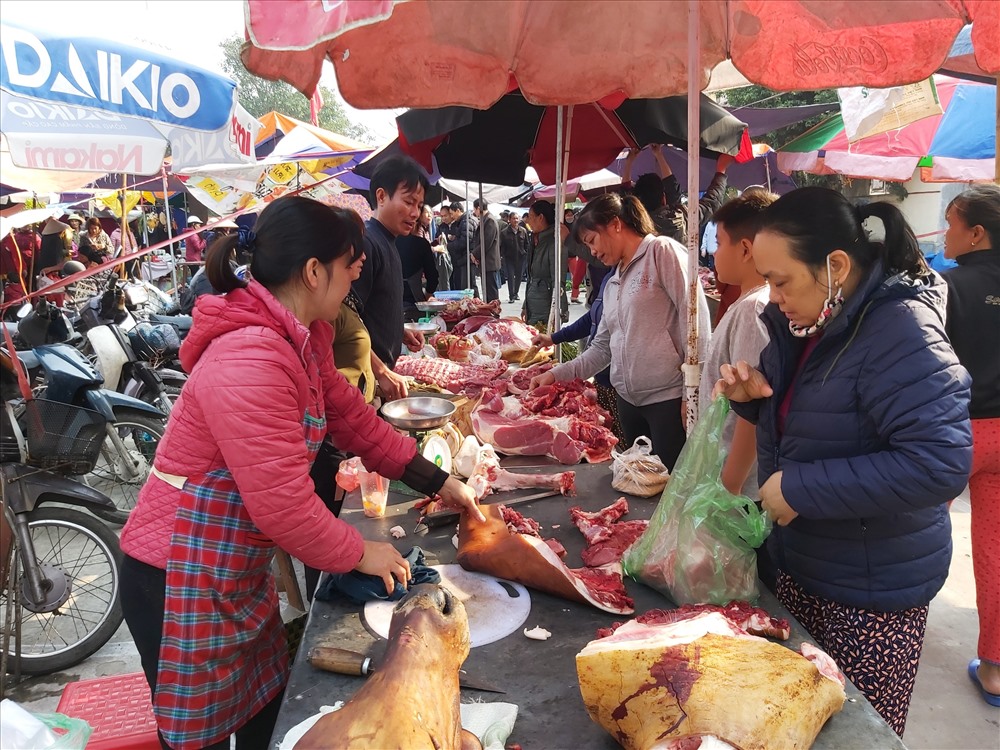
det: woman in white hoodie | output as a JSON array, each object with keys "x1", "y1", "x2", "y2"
[{"x1": 530, "y1": 193, "x2": 710, "y2": 469}]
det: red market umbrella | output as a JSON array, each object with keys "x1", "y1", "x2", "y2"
[{"x1": 242, "y1": 0, "x2": 999, "y2": 108}]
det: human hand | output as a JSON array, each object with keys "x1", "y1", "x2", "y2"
[
  {"x1": 354, "y1": 541, "x2": 411, "y2": 595},
  {"x1": 532, "y1": 333, "x2": 554, "y2": 348},
  {"x1": 376, "y1": 368, "x2": 409, "y2": 401},
  {"x1": 529, "y1": 371, "x2": 557, "y2": 390},
  {"x1": 625, "y1": 147, "x2": 640, "y2": 160},
  {"x1": 470, "y1": 254, "x2": 480, "y2": 267},
  {"x1": 759, "y1": 471, "x2": 798, "y2": 526},
  {"x1": 436, "y1": 476, "x2": 485, "y2": 522},
  {"x1": 402, "y1": 329, "x2": 425, "y2": 352},
  {"x1": 713, "y1": 361, "x2": 773, "y2": 402},
  {"x1": 650, "y1": 143, "x2": 662, "y2": 155},
  {"x1": 716, "y1": 153, "x2": 735, "y2": 173}
]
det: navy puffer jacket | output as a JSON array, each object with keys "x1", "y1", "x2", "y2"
[{"x1": 733, "y1": 265, "x2": 972, "y2": 611}]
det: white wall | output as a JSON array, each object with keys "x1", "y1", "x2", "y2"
[{"x1": 868, "y1": 170, "x2": 970, "y2": 254}]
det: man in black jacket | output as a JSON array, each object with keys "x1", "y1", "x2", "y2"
[
  {"x1": 472, "y1": 198, "x2": 501, "y2": 302},
  {"x1": 443, "y1": 201, "x2": 479, "y2": 296},
  {"x1": 500, "y1": 211, "x2": 528, "y2": 302}
]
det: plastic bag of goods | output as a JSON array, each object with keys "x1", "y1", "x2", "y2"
[
  {"x1": 609, "y1": 436, "x2": 671, "y2": 497},
  {"x1": 622, "y1": 396, "x2": 771, "y2": 605},
  {"x1": 0, "y1": 699, "x2": 91, "y2": 749}
]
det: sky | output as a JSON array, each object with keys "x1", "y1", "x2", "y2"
[{"x1": 1, "y1": 0, "x2": 402, "y2": 141}]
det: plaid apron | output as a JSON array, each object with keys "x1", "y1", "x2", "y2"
[{"x1": 154, "y1": 407, "x2": 327, "y2": 749}]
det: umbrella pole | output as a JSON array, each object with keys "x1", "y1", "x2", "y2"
[
  {"x1": 119, "y1": 173, "x2": 128, "y2": 279},
  {"x1": 552, "y1": 104, "x2": 575, "y2": 351},
  {"x1": 550, "y1": 106, "x2": 563, "y2": 342},
  {"x1": 163, "y1": 167, "x2": 180, "y2": 302},
  {"x1": 465, "y1": 180, "x2": 471, "y2": 293},
  {"x1": 479, "y1": 183, "x2": 486, "y2": 297},
  {"x1": 682, "y1": 0, "x2": 703, "y2": 432}
]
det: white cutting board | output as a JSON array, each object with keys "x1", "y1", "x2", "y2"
[{"x1": 363, "y1": 565, "x2": 530, "y2": 648}]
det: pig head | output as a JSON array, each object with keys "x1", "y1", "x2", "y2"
[{"x1": 295, "y1": 584, "x2": 481, "y2": 749}]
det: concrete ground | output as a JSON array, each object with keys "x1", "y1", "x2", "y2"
[{"x1": 4, "y1": 294, "x2": 998, "y2": 749}]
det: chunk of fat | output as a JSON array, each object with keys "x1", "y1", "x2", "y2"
[{"x1": 579, "y1": 612, "x2": 757, "y2": 655}]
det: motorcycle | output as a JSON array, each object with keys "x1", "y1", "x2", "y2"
[
  {"x1": 1, "y1": 352, "x2": 124, "y2": 677},
  {"x1": 6, "y1": 301, "x2": 168, "y2": 525},
  {"x1": 1, "y1": 464, "x2": 124, "y2": 677},
  {"x1": 79, "y1": 277, "x2": 189, "y2": 413}
]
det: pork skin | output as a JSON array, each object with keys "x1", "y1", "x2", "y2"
[
  {"x1": 294, "y1": 585, "x2": 482, "y2": 749},
  {"x1": 576, "y1": 612, "x2": 845, "y2": 750}
]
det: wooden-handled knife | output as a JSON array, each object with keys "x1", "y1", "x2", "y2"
[
  {"x1": 308, "y1": 646, "x2": 506, "y2": 693},
  {"x1": 417, "y1": 489, "x2": 562, "y2": 531}
]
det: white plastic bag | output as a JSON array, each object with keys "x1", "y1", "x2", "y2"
[
  {"x1": 0, "y1": 699, "x2": 91, "y2": 749},
  {"x1": 610, "y1": 436, "x2": 671, "y2": 497}
]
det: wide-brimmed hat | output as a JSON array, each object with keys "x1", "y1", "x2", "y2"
[
  {"x1": 215, "y1": 219, "x2": 239, "y2": 229},
  {"x1": 41, "y1": 218, "x2": 71, "y2": 236},
  {"x1": 66, "y1": 213, "x2": 85, "y2": 224},
  {"x1": 187, "y1": 215, "x2": 204, "y2": 225}
]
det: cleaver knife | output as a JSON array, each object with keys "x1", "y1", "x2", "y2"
[{"x1": 308, "y1": 646, "x2": 505, "y2": 693}]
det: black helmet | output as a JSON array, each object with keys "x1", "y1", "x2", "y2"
[{"x1": 61, "y1": 260, "x2": 86, "y2": 277}]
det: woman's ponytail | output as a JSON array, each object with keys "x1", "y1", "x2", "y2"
[
  {"x1": 857, "y1": 202, "x2": 928, "y2": 277},
  {"x1": 204, "y1": 234, "x2": 244, "y2": 293}
]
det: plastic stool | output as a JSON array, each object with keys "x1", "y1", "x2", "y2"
[{"x1": 56, "y1": 672, "x2": 160, "y2": 750}]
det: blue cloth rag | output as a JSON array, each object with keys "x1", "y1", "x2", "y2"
[{"x1": 315, "y1": 546, "x2": 440, "y2": 605}]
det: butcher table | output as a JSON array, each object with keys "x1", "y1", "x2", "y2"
[{"x1": 270, "y1": 461, "x2": 907, "y2": 749}]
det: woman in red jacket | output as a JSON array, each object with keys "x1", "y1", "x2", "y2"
[{"x1": 119, "y1": 196, "x2": 481, "y2": 750}]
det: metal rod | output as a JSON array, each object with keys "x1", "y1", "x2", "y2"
[
  {"x1": 465, "y1": 180, "x2": 471, "y2": 293},
  {"x1": 682, "y1": 0, "x2": 703, "y2": 432},
  {"x1": 479, "y1": 182, "x2": 486, "y2": 298},
  {"x1": 162, "y1": 167, "x2": 180, "y2": 301},
  {"x1": 551, "y1": 105, "x2": 564, "y2": 339}
]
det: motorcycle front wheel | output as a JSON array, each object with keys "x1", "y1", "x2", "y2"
[
  {"x1": 2, "y1": 507, "x2": 124, "y2": 675},
  {"x1": 85, "y1": 410, "x2": 166, "y2": 525}
]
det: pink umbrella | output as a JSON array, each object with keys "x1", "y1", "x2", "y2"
[
  {"x1": 778, "y1": 76, "x2": 996, "y2": 182},
  {"x1": 242, "y1": 0, "x2": 999, "y2": 108}
]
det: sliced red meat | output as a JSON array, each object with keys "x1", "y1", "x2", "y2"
[
  {"x1": 500, "y1": 505, "x2": 541, "y2": 537},
  {"x1": 580, "y1": 520, "x2": 649, "y2": 567},
  {"x1": 570, "y1": 497, "x2": 630, "y2": 544},
  {"x1": 545, "y1": 539, "x2": 567, "y2": 558},
  {"x1": 451, "y1": 315, "x2": 496, "y2": 336},
  {"x1": 596, "y1": 601, "x2": 791, "y2": 641},
  {"x1": 508, "y1": 362, "x2": 554, "y2": 394}
]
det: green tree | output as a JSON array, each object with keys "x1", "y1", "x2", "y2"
[{"x1": 220, "y1": 35, "x2": 374, "y2": 144}]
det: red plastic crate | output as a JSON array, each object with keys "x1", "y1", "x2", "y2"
[{"x1": 56, "y1": 672, "x2": 160, "y2": 750}]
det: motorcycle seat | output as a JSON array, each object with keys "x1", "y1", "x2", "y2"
[{"x1": 149, "y1": 313, "x2": 192, "y2": 334}]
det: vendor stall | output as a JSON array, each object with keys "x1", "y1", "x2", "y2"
[{"x1": 270, "y1": 461, "x2": 906, "y2": 749}]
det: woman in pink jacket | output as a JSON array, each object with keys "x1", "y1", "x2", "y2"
[{"x1": 119, "y1": 196, "x2": 480, "y2": 750}]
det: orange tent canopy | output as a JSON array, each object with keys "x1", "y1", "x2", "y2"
[{"x1": 255, "y1": 111, "x2": 367, "y2": 152}]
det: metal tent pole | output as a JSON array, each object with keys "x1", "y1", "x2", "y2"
[
  {"x1": 478, "y1": 182, "x2": 487, "y2": 299},
  {"x1": 162, "y1": 167, "x2": 180, "y2": 301},
  {"x1": 465, "y1": 180, "x2": 471, "y2": 293},
  {"x1": 682, "y1": 0, "x2": 703, "y2": 432},
  {"x1": 551, "y1": 105, "x2": 564, "y2": 342},
  {"x1": 554, "y1": 104, "x2": 575, "y2": 344}
]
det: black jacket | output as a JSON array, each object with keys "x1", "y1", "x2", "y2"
[
  {"x1": 500, "y1": 224, "x2": 528, "y2": 258},
  {"x1": 446, "y1": 212, "x2": 478, "y2": 270},
  {"x1": 472, "y1": 212, "x2": 501, "y2": 272},
  {"x1": 944, "y1": 249, "x2": 1000, "y2": 418}
]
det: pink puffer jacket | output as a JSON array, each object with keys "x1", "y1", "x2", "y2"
[{"x1": 120, "y1": 281, "x2": 417, "y2": 571}]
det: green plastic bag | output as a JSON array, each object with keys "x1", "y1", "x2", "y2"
[{"x1": 622, "y1": 396, "x2": 771, "y2": 605}]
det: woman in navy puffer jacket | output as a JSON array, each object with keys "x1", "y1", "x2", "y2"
[{"x1": 715, "y1": 187, "x2": 972, "y2": 736}]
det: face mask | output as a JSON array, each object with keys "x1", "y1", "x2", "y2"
[{"x1": 789, "y1": 253, "x2": 844, "y2": 338}]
